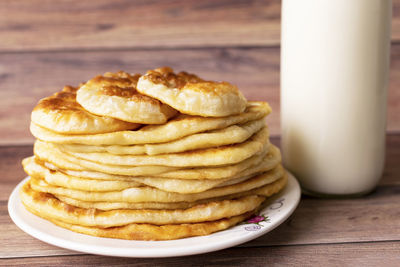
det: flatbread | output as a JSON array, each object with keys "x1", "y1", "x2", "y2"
[
  {"x1": 30, "y1": 101, "x2": 270, "y2": 145},
  {"x1": 29, "y1": 166, "x2": 285, "y2": 203},
  {"x1": 47, "y1": 213, "x2": 253, "y2": 241},
  {"x1": 55, "y1": 174, "x2": 287, "y2": 211},
  {"x1": 76, "y1": 71, "x2": 177, "y2": 124},
  {"x1": 55, "y1": 118, "x2": 266, "y2": 155},
  {"x1": 31, "y1": 85, "x2": 139, "y2": 134},
  {"x1": 23, "y1": 157, "x2": 141, "y2": 191},
  {"x1": 55, "y1": 195, "x2": 220, "y2": 210},
  {"x1": 157, "y1": 145, "x2": 281, "y2": 179},
  {"x1": 20, "y1": 182, "x2": 264, "y2": 226},
  {"x1": 41, "y1": 144, "x2": 281, "y2": 180},
  {"x1": 22, "y1": 67, "x2": 285, "y2": 242},
  {"x1": 34, "y1": 141, "x2": 178, "y2": 176},
  {"x1": 24, "y1": 156, "x2": 272, "y2": 193},
  {"x1": 137, "y1": 67, "x2": 247, "y2": 117},
  {"x1": 53, "y1": 127, "x2": 269, "y2": 167}
]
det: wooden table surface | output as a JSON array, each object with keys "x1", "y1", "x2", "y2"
[
  {"x1": 1, "y1": 136, "x2": 399, "y2": 266},
  {"x1": 1, "y1": 1, "x2": 400, "y2": 265}
]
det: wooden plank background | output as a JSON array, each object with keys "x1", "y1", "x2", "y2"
[
  {"x1": 1, "y1": 0, "x2": 400, "y2": 51},
  {"x1": 0, "y1": 0, "x2": 399, "y2": 145}
]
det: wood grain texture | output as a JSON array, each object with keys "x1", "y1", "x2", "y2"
[
  {"x1": 0, "y1": 0, "x2": 399, "y2": 51},
  {"x1": 0, "y1": 0, "x2": 280, "y2": 51},
  {"x1": 0, "y1": 0, "x2": 400, "y2": 51},
  {"x1": 394, "y1": 0, "x2": 400, "y2": 42},
  {"x1": 253, "y1": 185, "x2": 400, "y2": 246},
  {"x1": 1, "y1": 1, "x2": 399, "y2": 264},
  {"x1": 0, "y1": 200, "x2": 81, "y2": 259},
  {"x1": 2, "y1": 242, "x2": 400, "y2": 266},
  {"x1": 0, "y1": 146, "x2": 32, "y2": 201},
  {"x1": 1, "y1": 44, "x2": 400, "y2": 145},
  {"x1": 1, "y1": 135, "x2": 399, "y2": 258}
]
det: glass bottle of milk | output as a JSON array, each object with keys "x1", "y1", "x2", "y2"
[{"x1": 281, "y1": 0, "x2": 392, "y2": 196}]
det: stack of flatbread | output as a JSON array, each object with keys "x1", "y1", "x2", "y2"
[{"x1": 21, "y1": 67, "x2": 287, "y2": 240}]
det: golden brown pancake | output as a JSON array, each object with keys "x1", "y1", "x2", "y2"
[
  {"x1": 55, "y1": 118, "x2": 266, "y2": 155},
  {"x1": 22, "y1": 67, "x2": 286, "y2": 241},
  {"x1": 48, "y1": 127, "x2": 269, "y2": 167},
  {"x1": 20, "y1": 181, "x2": 265, "y2": 226},
  {"x1": 50, "y1": 173, "x2": 287, "y2": 211},
  {"x1": 76, "y1": 71, "x2": 177, "y2": 124},
  {"x1": 48, "y1": 213, "x2": 253, "y2": 241},
  {"x1": 137, "y1": 67, "x2": 247, "y2": 117},
  {"x1": 23, "y1": 156, "x2": 269, "y2": 194},
  {"x1": 30, "y1": 101, "x2": 271, "y2": 145},
  {"x1": 29, "y1": 166, "x2": 286, "y2": 203},
  {"x1": 31, "y1": 85, "x2": 139, "y2": 134}
]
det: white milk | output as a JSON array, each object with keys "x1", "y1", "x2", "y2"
[{"x1": 281, "y1": 0, "x2": 392, "y2": 196}]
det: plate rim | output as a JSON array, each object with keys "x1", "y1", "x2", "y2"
[{"x1": 8, "y1": 173, "x2": 300, "y2": 258}]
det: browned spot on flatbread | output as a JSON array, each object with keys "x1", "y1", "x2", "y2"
[
  {"x1": 89, "y1": 72, "x2": 162, "y2": 105},
  {"x1": 145, "y1": 67, "x2": 204, "y2": 89},
  {"x1": 100, "y1": 85, "x2": 137, "y2": 98},
  {"x1": 33, "y1": 86, "x2": 83, "y2": 113},
  {"x1": 185, "y1": 81, "x2": 240, "y2": 95}
]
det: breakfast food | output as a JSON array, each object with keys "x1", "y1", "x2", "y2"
[
  {"x1": 137, "y1": 67, "x2": 247, "y2": 117},
  {"x1": 29, "y1": 101, "x2": 270, "y2": 145},
  {"x1": 31, "y1": 85, "x2": 139, "y2": 134},
  {"x1": 41, "y1": 127, "x2": 269, "y2": 167},
  {"x1": 21, "y1": 67, "x2": 287, "y2": 240},
  {"x1": 49, "y1": 213, "x2": 251, "y2": 241},
  {"x1": 53, "y1": 118, "x2": 266, "y2": 155},
  {"x1": 76, "y1": 71, "x2": 177, "y2": 124}
]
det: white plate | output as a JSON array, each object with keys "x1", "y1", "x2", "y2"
[{"x1": 8, "y1": 174, "x2": 300, "y2": 258}]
